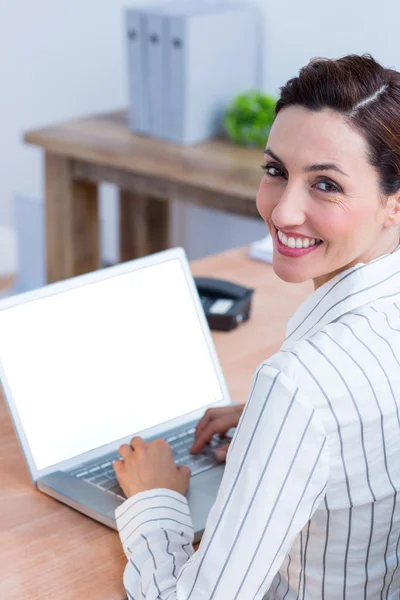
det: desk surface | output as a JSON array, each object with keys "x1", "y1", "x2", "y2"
[
  {"x1": 0, "y1": 248, "x2": 311, "y2": 600},
  {"x1": 24, "y1": 110, "x2": 263, "y2": 203}
]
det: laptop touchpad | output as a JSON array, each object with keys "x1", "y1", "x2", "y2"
[{"x1": 188, "y1": 466, "x2": 224, "y2": 500}]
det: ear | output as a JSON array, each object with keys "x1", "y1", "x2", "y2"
[{"x1": 384, "y1": 193, "x2": 400, "y2": 228}]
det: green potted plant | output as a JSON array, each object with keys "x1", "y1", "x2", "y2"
[{"x1": 224, "y1": 91, "x2": 276, "y2": 147}]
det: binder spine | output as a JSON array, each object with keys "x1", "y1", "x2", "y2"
[
  {"x1": 147, "y1": 14, "x2": 168, "y2": 138},
  {"x1": 125, "y1": 9, "x2": 149, "y2": 134},
  {"x1": 167, "y1": 16, "x2": 186, "y2": 143}
]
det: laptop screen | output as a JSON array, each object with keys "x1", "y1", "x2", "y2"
[{"x1": 0, "y1": 258, "x2": 224, "y2": 470}]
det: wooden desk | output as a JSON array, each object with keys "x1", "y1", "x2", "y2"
[
  {"x1": 0, "y1": 248, "x2": 312, "y2": 600},
  {"x1": 24, "y1": 110, "x2": 263, "y2": 284}
]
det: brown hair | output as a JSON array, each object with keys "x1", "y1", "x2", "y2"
[{"x1": 276, "y1": 54, "x2": 400, "y2": 197}]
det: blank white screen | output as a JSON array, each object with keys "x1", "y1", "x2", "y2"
[{"x1": 0, "y1": 259, "x2": 223, "y2": 470}]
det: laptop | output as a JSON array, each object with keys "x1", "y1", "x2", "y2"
[{"x1": 0, "y1": 247, "x2": 233, "y2": 541}]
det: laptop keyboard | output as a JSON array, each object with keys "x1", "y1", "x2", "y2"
[{"x1": 70, "y1": 426, "x2": 231, "y2": 499}]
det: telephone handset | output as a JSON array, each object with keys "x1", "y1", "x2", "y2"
[{"x1": 194, "y1": 277, "x2": 254, "y2": 331}]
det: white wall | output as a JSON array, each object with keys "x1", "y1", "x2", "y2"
[
  {"x1": 0, "y1": 0, "x2": 135, "y2": 273},
  {"x1": 1, "y1": 0, "x2": 400, "y2": 273},
  {"x1": 0, "y1": 0, "x2": 133, "y2": 211}
]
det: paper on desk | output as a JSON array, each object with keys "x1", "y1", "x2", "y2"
[{"x1": 249, "y1": 235, "x2": 273, "y2": 264}]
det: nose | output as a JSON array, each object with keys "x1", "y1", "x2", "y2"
[{"x1": 271, "y1": 184, "x2": 307, "y2": 231}]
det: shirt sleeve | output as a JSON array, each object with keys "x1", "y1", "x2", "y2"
[{"x1": 115, "y1": 362, "x2": 330, "y2": 599}]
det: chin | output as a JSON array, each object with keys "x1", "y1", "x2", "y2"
[{"x1": 272, "y1": 261, "x2": 313, "y2": 284}]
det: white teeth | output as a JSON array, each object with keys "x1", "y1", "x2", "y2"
[{"x1": 277, "y1": 230, "x2": 321, "y2": 249}]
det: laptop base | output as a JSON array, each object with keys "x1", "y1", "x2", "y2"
[{"x1": 38, "y1": 464, "x2": 224, "y2": 542}]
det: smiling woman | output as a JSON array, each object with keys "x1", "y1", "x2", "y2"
[
  {"x1": 257, "y1": 55, "x2": 400, "y2": 289},
  {"x1": 113, "y1": 54, "x2": 400, "y2": 600}
]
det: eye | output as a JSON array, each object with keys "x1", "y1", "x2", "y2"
[
  {"x1": 314, "y1": 179, "x2": 341, "y2": 194},
  {"x1": 261, "y1": 164, "x2": 286, "y2": 178}
]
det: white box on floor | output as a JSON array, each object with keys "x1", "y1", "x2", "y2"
[{"x1": 13, "y1": 196, "x2": 46, "y2": 294}]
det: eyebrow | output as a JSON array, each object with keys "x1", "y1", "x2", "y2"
[{"x1": 264, "y1": 148, "x2": 349, "y2": 177}]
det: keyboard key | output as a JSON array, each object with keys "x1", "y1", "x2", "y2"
[
  {"x1": 174, "y1": 446, "x2": 188, "y2": 456},
  {"x1": 75, "y1": 470, "x2": 88, "y2": 478},
  {"x1": 93, "y1": 478, "x2": 111, "y2": 487}
]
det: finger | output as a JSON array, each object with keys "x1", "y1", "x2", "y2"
[
  {"x1": 113, "y1": 458, "x2": 124, "y2": 474},
  {"x1": 191, "y1": 415, "x2": 236, "y2": 454},
  {"x1": 153, "y1": 438, "x2": 173, "y2": 454},
  {"x1": 130, "y1": 437, "x2": 147, "y2": 453},
  {"x1": 119, "y1": 444, "x2": 133, "y2": 459},
  {"x1": 191, "y1": 413, "x2": 234, "y2": 453},
  {"x1": 194, "y1": 407, "x2": 234, "y2": 441},
  {"x1": 193, "y1": 410, "x2": 215, "y2": 441},
  {"x1": 153, "y1": 438, "x2": 171, "y2": 449},
  {"x1": 215, "y1": 444, "x2": 230, "y2": 462},
  {"x1": 113, "y1": 459, "x2": 126, "y2": 482},
  {"x1": 177, "y1": 464, "x2": 191, "y2": 482}
]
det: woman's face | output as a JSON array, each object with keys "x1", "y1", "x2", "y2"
[{"x1": 257, "y1": 106, "x2": 400, "y2": 289}]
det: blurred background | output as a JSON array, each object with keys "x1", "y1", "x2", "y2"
[{"x1": 0, "y1": 0, "x2": 397, "y2": 282}]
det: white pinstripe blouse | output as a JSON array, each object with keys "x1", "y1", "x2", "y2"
[{"x1": 116, "y1": 246, "x2": 400, "y2": 599}]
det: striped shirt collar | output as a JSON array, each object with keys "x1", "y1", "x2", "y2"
[{"x1": 283, "y1": 245, "x2": 400, "y2": 345}]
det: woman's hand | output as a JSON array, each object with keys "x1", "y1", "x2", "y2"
[
  {"x1": 114, "y1": 437, "x2": 191, "y2": 499},
  {"x1": 190, "y1": 404, "x2": 244, "y2": 462}
]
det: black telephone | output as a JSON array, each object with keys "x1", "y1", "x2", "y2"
[{"x1": 194, "y1": 277, "x2": 254, "y2": 331}]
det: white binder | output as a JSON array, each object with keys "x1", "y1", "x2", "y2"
[
  {"x1": 167, "y1": 12, "x2": 186, "y2": 142},
  {"x1": 126, "y1": 2, "x2": 262, "y2": 142},
  {"x1": 145, "y1": 1, "x2": 199, "y2": 139},
  {"x1": 146, "y1": 12, "x2": 170, "y2": 139},
  {"x1": 166, "y1": 3, "x2": 261, "y2": 144},
  {"x1": 125, "y1": 8, "x2": 150, "y2": 134},
  {"x1": 125, "y1": 2, "x2": 190, "y2": 136}
]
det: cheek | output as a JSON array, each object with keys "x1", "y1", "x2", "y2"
[
  {"x1": 321, "y1": 204, "x2": 368, "y2": 242},
  {"x1": 256, "y1": 181, "x2": 276, "y2": 223}
]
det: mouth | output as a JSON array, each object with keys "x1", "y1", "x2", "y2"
[{"x1": 274, "y1": 228, "x2": 324, "y2": 258}]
